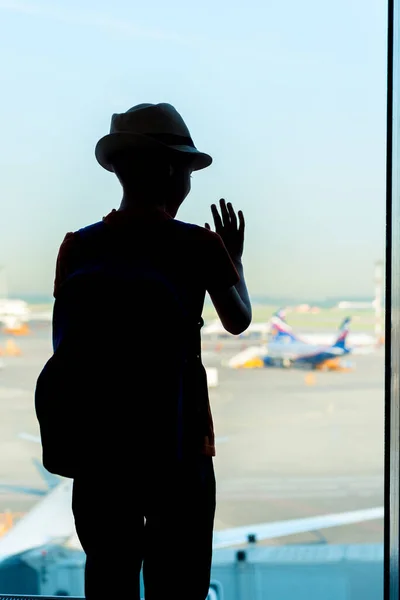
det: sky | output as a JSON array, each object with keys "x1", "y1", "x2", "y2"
[{"x1": 0, "y1": 0, "x2": 387, "y2": 299}]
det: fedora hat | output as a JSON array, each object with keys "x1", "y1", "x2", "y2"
[{"x1": 95, "y1": 103, "x2": 212, "y2": 172}]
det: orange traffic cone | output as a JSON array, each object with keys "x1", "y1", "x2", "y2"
[
  {"x1": 305, "y1": 373, "x2": 316, "y2": 385},
  {"x1": 5, "y1": 339, "x2": 21, "y2": 356}
]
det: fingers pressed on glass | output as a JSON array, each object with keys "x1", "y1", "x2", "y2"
[
  {"x1": 211, "y1": 204, "x2": 223, "y2": 232},
  {"x1": 219, "y1": 199, "x2": 230, "y2": 226},
  {"x1": 238, "y1": 210, "x2": 245, "y2": 233},
  {"x1": 227, "y1": 203, "x2": 237, "y2": 229}
]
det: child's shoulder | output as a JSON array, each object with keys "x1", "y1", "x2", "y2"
[{"x1": 172, "y1": 219, "x2": 221, "y2": 244}]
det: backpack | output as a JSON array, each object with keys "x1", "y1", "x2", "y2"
[{"x1": 35, "y1": 221, "x2": 207, "y2": 478}]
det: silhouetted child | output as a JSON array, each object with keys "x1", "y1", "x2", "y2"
[{"x1": 48, "y1": 103, "x2": 251, "y2": 600}]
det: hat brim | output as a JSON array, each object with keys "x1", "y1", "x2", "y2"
[{"x1": 95, "y1": 132, "x2": 212, "y2": 173}]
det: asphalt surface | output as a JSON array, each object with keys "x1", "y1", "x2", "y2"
[{"x1": 0, "y1": 325, "x2": 384, "y2": 545}]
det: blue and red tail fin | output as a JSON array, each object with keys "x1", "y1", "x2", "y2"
[
  {"x1": 269, "y1": 314, "x2": 298, "y2": 342},
  {"x1": 273, "y1": 307, "x2": 287, "y2": 322},
  {"x1": 333, "y1": 317, "x2": 351, "y2": 350}
]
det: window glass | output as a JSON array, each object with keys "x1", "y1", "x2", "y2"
[{"x1": 0, "y1": 1, "x2": 386, "y2": 598}]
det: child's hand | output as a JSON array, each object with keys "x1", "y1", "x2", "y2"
[{"x1": 205, "y1": 199, "x2": 245, "y2": 261}]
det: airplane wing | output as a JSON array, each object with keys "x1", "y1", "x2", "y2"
[
  {"x1": 212, "y1": 506, "x2": 384, "y2": 548},
  {"x1": 0, "y1": 479, "x2": 74, "y2": 561},
  {"x1": 66, "y1": 506, "x2": 384, "y2": 555},
  {"x1": 18, "y1": 433, "x2": 41, "y2": 444},
  {"x1": 1, "y1": 431, "x2": 385, "y2": 560},
  {"x1": 0, "y1": 474, "x2": 383, "y2": 561},
  {"x1": 32, "y1": 458, "x2": 60, "y2": 490},
  {"x1": 0, "y1": 484, "x2": 47, "y2": 497}
]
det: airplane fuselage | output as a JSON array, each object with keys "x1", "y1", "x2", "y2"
[{"x1": 264, "y1": 340, "x2": 349, "y2": 369}]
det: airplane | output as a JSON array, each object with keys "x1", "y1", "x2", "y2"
[
  {"x1": 204, "y1": 306, "x2": 381, "y2": 354},
  {"x1": 202, "y1": 318, "x2": 270, "y2": 339},
  {"x1": 0, "y1": 434, "x2": 384, "y2": 599},
  {"x1": 0, "y1": 298, "x2": 52, "y2": 335},
  {"x1": 202, "y1": 308, "x2": 287, "y2": 340},
  {"x1": 0, "y1": 265, "x2": 52, "y2": 335},
  {"x1": 0, "y1": 455, "x2": 384, "y2": 556},
  {"x1": 270, "y1": 308, "x2": 383, "y2": 351},
  {"x1": 269, "y1": 313, "x2": 350, "y2": 343},
  {"x1": 0, "y1": 434, "x2": 383, "y2": 556},
  {"x1": 264, "y1": 315, "x2": 351, "y2": 370},
  {"x1": 0, "y1": 299, "x2": 31, "y2": 335},
  {"x1": 228, "y1": 317, "x2": 352, "y2": 370}
]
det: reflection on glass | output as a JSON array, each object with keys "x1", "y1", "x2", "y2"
[{"x1": 0, "y1": 0, "x2": 386, "y2": 598}]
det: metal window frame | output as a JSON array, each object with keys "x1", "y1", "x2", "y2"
[{"x1": 386, "y1": 1, "x2": 400, "y2": 599}]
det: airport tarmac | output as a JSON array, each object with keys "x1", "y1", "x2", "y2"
[{"x1": 0, "y1": 324, "x2": 384, "y2": 546}]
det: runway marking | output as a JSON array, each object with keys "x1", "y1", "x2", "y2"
[{"x1": 217, "y1": 475, "x2": 383, "y2": 500}]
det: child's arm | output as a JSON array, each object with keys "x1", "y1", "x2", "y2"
[{"x1": 205, "y1": 199, "x2": 252, "y2": 335}]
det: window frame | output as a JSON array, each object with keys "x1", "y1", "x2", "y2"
[{"x1": 385, "y1": 1, "x2": 400, "y2": 599}]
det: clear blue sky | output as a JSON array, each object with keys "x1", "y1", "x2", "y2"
[{"x1": 0, "y1": 0, "x2": 387, "y2": 299}]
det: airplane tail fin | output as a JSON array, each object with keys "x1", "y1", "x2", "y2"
[
  {"x1": 333, "y1": 317, "x2": 351, "y2": 350},
  {"x1": 269, "y1": 311, "x2": 298, "y2": 343},
  {"x1": 273, "y1": 307, "x2": 287, "y2": 322}
]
